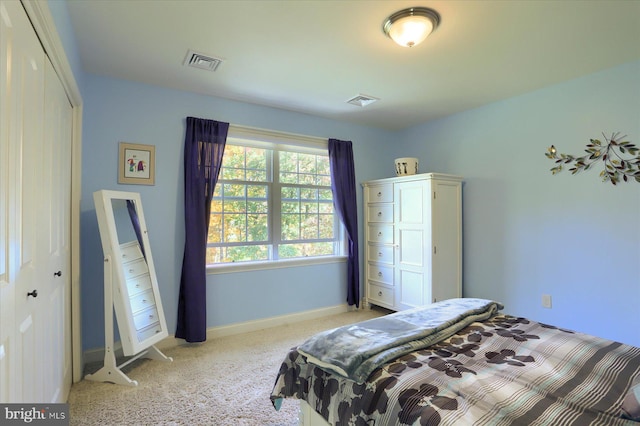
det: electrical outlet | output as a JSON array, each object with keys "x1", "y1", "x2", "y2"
[{"x1": 542, "y1": 294, "x2": 552, "y2": 309}]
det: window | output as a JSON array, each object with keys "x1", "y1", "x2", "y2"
[{"x1": 206, "y1": 130, "x2": 342, "y2": 266}]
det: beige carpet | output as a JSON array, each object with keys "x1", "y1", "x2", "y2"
[{"x1": 69, "y1": 308, "x2": 385, "y2": 426}]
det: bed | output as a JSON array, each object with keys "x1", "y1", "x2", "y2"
[{"x1": 270, "y1": 298, "x2": 640, "y2": 425}]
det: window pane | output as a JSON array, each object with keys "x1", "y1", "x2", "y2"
[
  {"x1": 224, "y1": 200, "x2": 244, "y2": 213},
  {"x1": 278, "y1": 242, "x2": 334, "y2": 259},
  {"x1": 207, "y1": 245, "x2": 269, "y2": 264},
  {"x1": 247, "y1": 200, "x2": 268, "y2": 213},
  {"x1": 247, "y1": 185, "x2": 267, "y2": 198},
  {"x1": 318, "y1": 189, "x2": 332, "y2": 200},
  {"x1": 247, "y1": 214, "x2": 268, "y2": 241},
  {"x1": 298, "y1": 153, "x2": 316, "y2": 174},
  {"x1": 281, "y1": 214, "x2": 300, "y2": 240},
  {"x1": 279, "y1": 152, "x2": 331, "y2": 185},
  {"x1": 246, "y1": 147, "x2": 266, "y2": 170},
  {"x1": 279, "y1": 151, "x2": 297, "y2": 173},
  {"x1": 227, "y1": 245, "x2": 269, "y2": 262},
  {"x1": 317, "y1": 156, "x2": 330, "y2": 176},
  {"x1": 301, "y1": 202, "x2": 317, "y2": 215},
  {"x1": 208, "y1": 141, "x2": 339, "y2": 265},
  {"x1": 224, "y1": 214, "x2": 246, "y2": 242},
  {"x1": 208, "y1": 214, "x2": 223, "y2": 243},
  {"x1": 221, "y1": 145, "x2": 246, "y2": 180},
  {"x1": 300, "y1": 188, "x2": 317, "y2": 200},
  {"x1": 223, "y1": 184, "x2": 245, "y2": 198},
  {"x1": 319, "y1": 202, "x2": 333, "y2": 214},
  {"x1": 299, "y1": 172, "x2": 316, "y2": 185},
  {"x1": 281, "y1": 186, "x2": 299, "y2": 199},
  {"x1": 301, "y1": 214, "x2": 319, "y2": 239},
  {"x1": 246, "y1": 169, "x2": 267, "y2": 181},
  {"x1": 221, "y1": 145, "x2": 268, "y2": 182},
  {"x1": 280, "y1": 172, "x2": 297, "y2": 184},
  {"x1": 319, "y1": 214, "x2": 334, "y2": 239},
  {"x1": 317, "y1": 175, "x2": 331, "y2": 186},
  {"x1": 281, "y1": 201, "x2": 299, "y2": 214},
  {"x1": 206, "y1": 247, "x2": 222, "y2": 264}
]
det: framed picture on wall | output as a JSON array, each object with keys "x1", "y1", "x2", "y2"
[{"x1": 118, "y1": 142, "x2": 155, "y2": 185}]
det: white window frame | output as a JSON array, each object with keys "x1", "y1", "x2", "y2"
[{"x1": 207, "y1": 125, "x2": 347, "y2": 274}]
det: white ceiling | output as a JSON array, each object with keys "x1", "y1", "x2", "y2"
[{"x1": 65, "y1": 0, "x2": 640, "y2": 131}]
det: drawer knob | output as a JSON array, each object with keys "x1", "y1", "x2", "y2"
[
  {"x1": 377, "y1": 191, "x2": 382, "y2": 197},
  {"x1": 378, "y1": 252, "x2": 383, "y2": 257},
  {"x1": 378, "y1": 291, "x2": 383, "y2": 297},
  {"x1": 377, "y1": 231, "x2": 382, "y2": 236},
  {"x1": 378, "y1": 272, "x2": 382, "y2": 277},
  {"x1": 377, "y1": 211, "x2": 382, "y2": 217}
]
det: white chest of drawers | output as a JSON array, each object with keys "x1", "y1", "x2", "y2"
[{"x1": 362, "y1": 173, "x2": 463, "y2": 311}]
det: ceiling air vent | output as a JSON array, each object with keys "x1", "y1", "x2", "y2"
[
  {"x1": 183, "y1": 50, "x2": 224, "y2": 72},
  {"x1": 346, "y1": 94, "x2": 379, "y2": 107}
]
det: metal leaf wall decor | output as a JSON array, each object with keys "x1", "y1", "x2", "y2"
[{"x1": 545, "y1": 132, "x2": 640, "y2": 185}]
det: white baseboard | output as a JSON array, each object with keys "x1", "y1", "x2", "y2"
[
  {"x1": 211, "y1": 303, "x2": 353, "y2": 338},
  {"x1": 83, "y1": 303, "x2": 355, "y2": 365}
]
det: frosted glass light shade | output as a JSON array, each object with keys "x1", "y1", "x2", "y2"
[
  {"x1": 388, "y1": 16, "x2": 433, "y2": 47},
  {"x1": 383, "y1": 7, "x2": 440, "y2": 48}
]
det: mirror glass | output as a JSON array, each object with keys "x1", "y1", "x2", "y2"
[
  {"x1": 111, "y1": 198, "x2": 145, "y2": 258},
  {"x1": 108, "y1": 196, "x2": 159, "y2": 349}
]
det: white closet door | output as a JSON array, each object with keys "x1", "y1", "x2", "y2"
[
  {"x1": 0, "y1": 0, "x2": 72, "y2": 403},
  {"x1": 3, "y1": 0, "x2": 46, "y2": 402},
  {"x1": 0, "y1": 0, "x2": 16, "y2": 403},
  {"x1": 42, "y1": 57, "x2": 73, "y2": 403}
]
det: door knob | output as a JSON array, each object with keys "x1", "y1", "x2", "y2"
[
  {"x1": 54, "y1": 271, "x2": 62, "y2": 277},
  {"x1": 27, "y1": 290, "x2": 38, "y2": 298}
]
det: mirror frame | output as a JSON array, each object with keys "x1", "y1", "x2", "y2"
[{"x1": 93, "y1": 189, "x2": 169, "y2": 356}]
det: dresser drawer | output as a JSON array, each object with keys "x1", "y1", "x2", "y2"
[
  {"x1": 129, "y1": 289, "x2": 156, "y2": 314},
  {"x1": 367, "y1": 263, "x2": 393, "y2": 285},
  {"x1": 367, "y1": 225, "x2": 394, "y2": 244},
  {"x1": 126, "y1": 274, "x2": 152, "y2": 297},
  {"x1": 133, "y1": 306, "x2": 160, "y2": 330},
  {"x1": 123, "y1": 258, "x2": 148, "y2": 280},
  {"x1": 367, "y1": 244, "x2": 394, "y2": 265},
  {"x1": 367, "y1": 204, "x2": 393, "y2": 223},
  {"x1": 368, "y1": 283, "x2": 394, "y2": 307},
  {"x1": 366, "y1": 184, "x2": 393, "y2": 203},
  {"x1": 119, "y1": 241, "x2": 144, "y2": 263},
  {"x1": 137, "y1": 322, "x2": 163, "y2": 342}
]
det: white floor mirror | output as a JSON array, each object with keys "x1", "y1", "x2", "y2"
[{"x1": 86, "y1": 190, "x2": 172, "y2": 386}]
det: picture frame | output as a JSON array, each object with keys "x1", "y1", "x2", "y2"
[{"x1": 118, "y1": 142, "x2": 155, "y2": 185}]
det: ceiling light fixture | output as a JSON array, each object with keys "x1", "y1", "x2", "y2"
[{"x1": 382, "y1": 7, "x2": 440, "y2": 48}]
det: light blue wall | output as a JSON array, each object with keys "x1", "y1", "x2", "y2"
[
  {"x1": 397, "y1": 61, "x2": 640, "y2": 346},
  {"x1": 79, "y1": 74, "x2": 397, "y2": 351},
  {"x1": 46, "y1": 0, "x2": 85, "y2": 92}
]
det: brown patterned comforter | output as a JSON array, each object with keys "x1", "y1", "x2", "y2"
[{"x1": 271, "y1": 314, "x2": 640, "y2": 425}]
